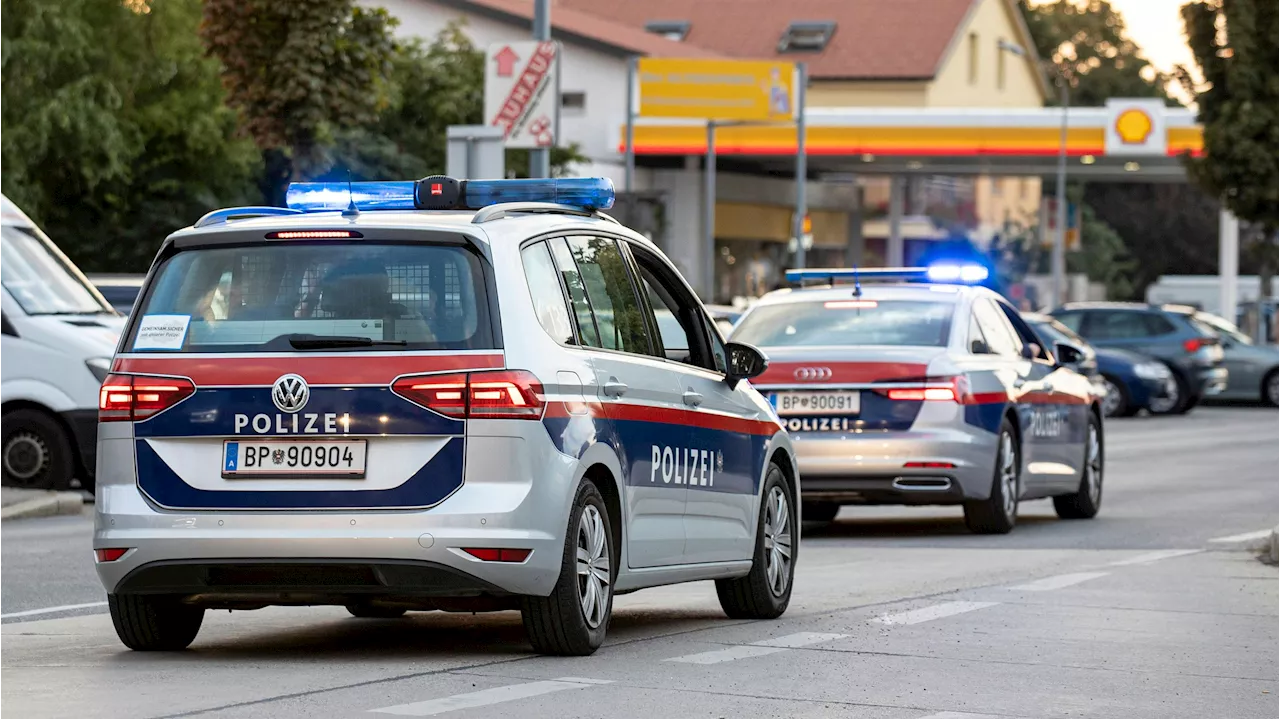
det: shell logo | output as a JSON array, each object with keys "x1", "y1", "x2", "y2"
[{"x1": 1115, "y1": 108, "x2": 1154, "y2": 144}]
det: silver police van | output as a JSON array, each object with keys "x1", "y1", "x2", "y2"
[{"x1": 94, "y1": 177, "x2": 797, "y2": 656}]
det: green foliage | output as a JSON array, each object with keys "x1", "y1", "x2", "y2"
[
  {"x1": 1019, "y1": 0, "x2": 1177, "y2": 106},
  {"x1": 1067, "y1": 203, "x2": 1138, "y2": 300},
  {"x1": 1180, "y1": 0, "x2": 1278, "y2": 230},
  {"x1": 1, "y1": 0, "x2": 260, "y2": 272},
  {"x1": 200, "y1": 0, "x2": 399, "y2": 190}
]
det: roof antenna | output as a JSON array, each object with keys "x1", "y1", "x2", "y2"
[
  {"x1": 851, "y1": 265, "x2": 862, "y2": 298},
  {"x1": 341, "y1": 170, "x2": 360, "y2": 219}
]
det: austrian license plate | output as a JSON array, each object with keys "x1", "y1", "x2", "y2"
[
  {"x1": 222, "y1": 439, "x2": 367, "y2": 478},
  {"x1": 772, "y1": 391, "x2": 861, "y2": 416}
]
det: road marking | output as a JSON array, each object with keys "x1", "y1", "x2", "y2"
[
  {"x1": 1208, "y1": 529, "x2": 1274, "y2": 543},
  {"x1": 1006, "y1": 572, "x2": 1109, "y2": 591},
  {"x1": 872, "y1": 601, "x2": 999, "y2": 626},
  {"x1": 1108, "y1": 549, "x2": 1201, "y2": 566},
  {"x1": 916, "y1": 712, "x2": 1009, "y2": 719},
  {"x1": 1, "y1": 601, "x2": 107, "y2": 620},
  {"x1": 664, "y1": 631, "x2": 847, "y2": 664},
  {"x1": 369, "y1": 677, "x2": 612, "y2": 716}
]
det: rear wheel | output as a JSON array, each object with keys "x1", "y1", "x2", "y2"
[
  {"x1": 2, "y1": 409, "x2": 74, "y2": 490},
  {"x1": 716, "y1": 464, "x2": 794, "y2": 619},
  {"x1": 963, "y1": 418, "x2": 1019, "y2": 535},
  {"x1": 1263, "y1": 370, "x2": 1278, "y2": 407},
  {"x1": 1149, "y1": 371, "x2": 1190, "y2": 415},
  {"x1": 1054, "y1": 414, "x2": 1104, "y2": 519},
  {"x1": 345, "y1": 603, "x2": 407, "y2": 619},
  {"x1": 108, "y1": 594, "x2": 204, "y2": 651},
  {"x1": 520, "y1": 480, "x2": 613, "y2": 656}
]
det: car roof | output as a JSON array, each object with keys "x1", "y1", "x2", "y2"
[
  {"x1": 1056, "y1": 301, "x2": 1153, "y2": 311},
  {"x1": 754, "y1": 282, "x2": 987, "y2": 307},
  {"x1": 1020, "y1": 312, "x2": 1054, "y2": 323}
]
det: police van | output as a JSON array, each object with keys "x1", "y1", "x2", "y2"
[{"x1": 94, "y1": 177, "x2": 798, "y2": 656}]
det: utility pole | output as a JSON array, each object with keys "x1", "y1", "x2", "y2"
[
  {"x1": 1051, "y1": 77, "x2": 1069, "y2": 307},
  {"x1": 530, "y1": 0, "x2": 551, "y2": 179}
]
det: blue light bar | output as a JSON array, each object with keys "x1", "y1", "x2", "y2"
[
  {"x1": 283, "y1": 177, "x2": 615, "y2": 213},
  {"x1": 926, "y1": 263, "x2": 989, "y2": 283},
  {"x1": 786, "y1": 264, "x2": 989, "y2": 287},
  {"x1": 285, "y1": 181, "x2": 417, "y2": 212}
]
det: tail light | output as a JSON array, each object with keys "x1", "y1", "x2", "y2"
[
  {"x1": 884, "y1": 387, "x2": 957, "y2": 402},
  {"x1": 461, "y1": 547, "x2": 532, "y2": 562},
  {"x1": 99, "y1": 374, "x2": 195, "y2": 422},
  {"x1": 904, "y1": 461, "x2": 956, "y2": 469},
  {"x1": 1183, "y1": 338, "x2": 1204, "y2": 353},
  {"x1": 393, "y1": 370, "x2": 544, "y2": 420},
  {"x1": 94, "y1": 548, "x2": 129, "y2": 562}
]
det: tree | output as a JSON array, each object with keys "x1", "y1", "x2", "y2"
[
  {"x1": 1019, "y1": 0, "x2": 1176, "y2": 106},
  {"x1": 2, "y1": 0, "x2": 260, "y2": 271},
  {"x1": 200, "y1": 0, "x2": 398, "y2": 203}
]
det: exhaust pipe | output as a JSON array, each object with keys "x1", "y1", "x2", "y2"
[{"x1": 892, "y1": 476, "x2": 952, "y2": 491}]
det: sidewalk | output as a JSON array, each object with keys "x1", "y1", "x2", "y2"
[{"x1": 0, "y1": 487, "x2": 85, "y2": 521}]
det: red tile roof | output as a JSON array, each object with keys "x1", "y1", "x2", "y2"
[
  {"x1": 554, "y1": 0, "x2": 979, "y2": 79},
  {"x1": 445, "y1": 0, "x2": 723, "y2": 58}
]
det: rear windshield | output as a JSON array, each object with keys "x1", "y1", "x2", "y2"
[
  {"x1": 732, "y1": 300, "x2": 954, "y2": 348},
  {"x1": 125, "y1": 243, "x2": 493, "y2": 353}
]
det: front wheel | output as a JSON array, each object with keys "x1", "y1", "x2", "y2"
[
  {"x1": 1054, "y1": 413, "x2": 1104, "y2": 519},
  {"x1": 2, "y1": 409, "x2": 75, "y2": 490},
  {"x1": 520, "y1": 480, "x2": 613, "y2": 656},
  {"x1": 108, "y1": 594, "x2": 204, "y2": 651},
  {"x1": 1148, "y1": 372, "x2": 1190, "y2": 415},
  {"x1": 1263, "y1": 370, "x2": 1278, "y2": 407},
  {"x1": 1100, "y1": 376, "x2": 1131, "y2": 418},
  {"x1": 716, "y1": 464, "x2": 794, "y2": 619},
  {"x1": 963, "y1": 418, "x2": 1019, "y2": 534}
]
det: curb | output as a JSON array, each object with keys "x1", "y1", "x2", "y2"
[{"x1": 0, "y1": 492, "x2": 85, "y2": 521}]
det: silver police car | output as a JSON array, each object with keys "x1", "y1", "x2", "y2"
[
  {"x1": 731, "y1": 267, "x2": 1104, "y2": 535},
  {"x1": 94, "y1": 176, "x2": 797, "y2": 656}
]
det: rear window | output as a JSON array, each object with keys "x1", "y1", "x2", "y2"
[
  {"x1": 732, "y1": 300, "x2": 954, "y2": 348},
  {"x1": 125, "y1": 243, "x2": 493, "y2": 352}
]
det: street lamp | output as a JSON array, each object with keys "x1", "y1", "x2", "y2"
[{"x1": 1000, "y1": 40, "x2": 1068, "y2": 308}]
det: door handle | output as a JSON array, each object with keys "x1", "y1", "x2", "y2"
[
  {"x1": 682, "y1": 389, "x2": 704, "y2": 407},
  {"x1": 602, "y1": 378, "x2": 628, "y2": 397}
]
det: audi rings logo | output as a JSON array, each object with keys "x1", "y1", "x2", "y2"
[
  {"x1": 793, "y1": 367, "x2": 833, "y2": 381},
  {"x1": 271, "y1": 374, "x2": 310, "y2": 413}
]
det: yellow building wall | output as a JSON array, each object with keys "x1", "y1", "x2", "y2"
[
  {"x1": 807, "y1": 81, "x2": 931, "y2": 108},
  {"x1": 974, "y1": 175, "x2": 1044, "y2": 228},
  {"x1": 927, "y1": 0, "x2": 1045, "y2": 108}
]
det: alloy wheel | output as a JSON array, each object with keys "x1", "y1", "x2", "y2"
[
  {"x1": 1101, "y1": 379, "x2": 1124, "y2": 416},
  {"x1": 762, "y1": 486, "x2": 793, "y2": 597},
  {"x1": 999, "y1": 431, "x2": 1018, "y2": 519},
  {"x1": 575, "y1": 504, "x2": 611, "y2": 629},
  {"x1": 1085, "y1": 424, "x2": 1103, "y2": 503}
]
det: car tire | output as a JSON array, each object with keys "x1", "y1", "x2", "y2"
[
  {"x1": 716, "y1": 463, "x2": 794, "y2": 620},
  {"x1": 108, "y1": 594, "x2": 204, "y2": 651},
  {"x1": 1263, "y1": 370, "x2": 1278, "y2": 407},
  {"x1": 963, "y1": 418, "x2": 1019, "y2": 535},
  {"x1": 801, "y1": 501, "x2": 839, "y2": 525},
  {"x1": 1054, "y1": 412, "x2": 1104, "y2": 519},
  {"x1": 1148, "y1": 371, "x2": 1190, "y2": 415},
  {"x1": 1100, "y1": 376, "x2": 1131, "y2": 418},
  {"x1": 520, "y1": 479, "x2": 613, "y2": 656},
  {"x1": 1, "y1": 408, "x2": 75, "y2": 491},
  {"x1": 345, "y1": 603, "x2": 407, "y2": 619}
]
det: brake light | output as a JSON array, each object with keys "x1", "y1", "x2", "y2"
[
  {"x1": 392, "y1": 370, "x2": 544, "y2": 420},
  {"x1": 904, "y1": 461, "x2": 956, "y2": 469},
  {"x1": 885, "y1": 387, "x2": 957, "y2": 402},
  {"x1": 461, "y1": 547, "x2": 532, "y2": 562},
  {"x1": 99, "y1": 374, "x2": 195, "y2": 422},
  {"x1": 94, "y1": 548, "x2": 129, "y2": 562},
  {"x1": 1183, "y1": 338, "x2": 1205, "y2": 353}
]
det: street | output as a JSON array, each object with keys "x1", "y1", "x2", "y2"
[{"x1": 2, "y1": 406, "x2": 1276, "y2": 719}]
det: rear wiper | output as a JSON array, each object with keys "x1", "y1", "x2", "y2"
[{"x1": 287, "y1": 334, "x2": 408, "y2": 350}]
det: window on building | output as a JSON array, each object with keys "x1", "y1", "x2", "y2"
[
  {"x1": 968, "y1": 32, "x2": 979, "y2": 84},
  {"x1": 778, "y1": 22, "x2": 836, "y2": 53},
  {"x1": 644, "y1": 20, "x2": 689, "y2": 41},
  {"x1": 997, "y1": 38, "x2": 1007, "y2": 89},
  {"x1": 561, "y1": 91, "x2": 586, "y2": 113}
]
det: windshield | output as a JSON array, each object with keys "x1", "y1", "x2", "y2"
[
  {"x1": 1195, "y1": 314, "x2": 1251, "y2": 345},
  {"x1": 732, "y1": 300, "x2": 954, "y2": 348},
  {"x1": 125, "y1": 242, "x2": 493, "y2": 353},
  {"x1": 1, "y1": 226, "x2": 112, "y2": 315}
]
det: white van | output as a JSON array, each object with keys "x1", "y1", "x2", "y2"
[{"x1": 1, "y1": 194, "x2": 125, "y2": 492}]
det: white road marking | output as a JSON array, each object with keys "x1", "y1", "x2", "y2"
[
  {"x1": 1107, "y1": 549, "x2": 1201, "y2": 566},
  {"x1": 664, "y1": 631, "x2": 847, "y2": 664},
  {"x1": 369, "y1": 677, "x2": 612, "y2": 716},
  {"x1": 1207, "y1": 529, "x2": 1274, "y2": 543},
  {"x1": 1006, "y1": 572, "x2": 1109, "y2": 591},
  {"x1": 916, "y1": 712, "x2": 1009, "y2": 719},
  {"x1": 1, "y1": 601, "x2": 107, "y2": 620},
  {"x1": 872, "y1": 601, "x2": 999, "y2": 626}
]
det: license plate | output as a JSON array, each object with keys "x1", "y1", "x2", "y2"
[
  {"x1": 222, "y1": 440, "x2": 367, "y2": 478},
  {"x1": 772, "y1": 391, "x2": 860, "y2": 416}
]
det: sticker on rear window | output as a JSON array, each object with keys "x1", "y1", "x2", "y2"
[{"x1": 133, "y1": 314, "x2": 190, "y2": 351}]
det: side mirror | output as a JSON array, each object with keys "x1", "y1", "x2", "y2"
[
  {"x1": 725, "y1": 341, "x2": 768, "y2": 388},
  {"x1": 970, "y1": 339, "x2": 989, "y2": 354},
  {"x1": 1054, "y1": 342, "x2": 1084, "y2": 367}
]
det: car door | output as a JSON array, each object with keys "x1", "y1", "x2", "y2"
[
  {"x1": 627, "y1": 243, "x2": 761, "y2": 564},
  {"x1": 546, "y1": 236, "x2": 687, "y2": 569}
]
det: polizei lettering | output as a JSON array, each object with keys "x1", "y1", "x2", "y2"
[
  {"x1": 785, "y1": 417, "x2": 852, "y2": 432},
  {"x1": 650, "y1": 445, "x2": 719, "y2": 487},
  {"x1": 233, "y1": 413, "x2": 351, "y2": 435}
]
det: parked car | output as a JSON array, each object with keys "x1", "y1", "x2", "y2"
[
  {"x1": 88, "y1": 274, "x2": 146, "y2": 315},
  {"x1": 1023, "y1": 312, "x2": 1174, "y2": 417},
  {"x1": 1190, "y1": 311, "x2": 1278, "y2": 406},
  {"x1": 1050, "y1": 302, "x2": 1227, "y2": 415}
]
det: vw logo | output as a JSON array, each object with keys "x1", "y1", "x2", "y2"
[
  {"x1": 793, "y1": 366, "x2": 833, "y2": 382},
  {"x1": 271, "y1": 374, "x2": 310, "y2": 413}
]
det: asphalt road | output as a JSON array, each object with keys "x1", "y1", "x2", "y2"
[{"x1": 2, "y1": 406, "x2": 1276, "y2": 719}]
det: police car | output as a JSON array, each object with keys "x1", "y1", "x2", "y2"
[
  {"x1": 94, "y1": 177, "x2": 797, "y2": 656},
  {"x1": 731, "y1": 267, "x2": 1103, "y2": 534}
]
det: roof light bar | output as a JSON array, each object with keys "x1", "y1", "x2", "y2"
[
  {"x1": 786, "y1": 263, "x2": 989, "y2": 287},
  {"x1": 284, "y1": 176, "x2": 615, "y2": 213}
]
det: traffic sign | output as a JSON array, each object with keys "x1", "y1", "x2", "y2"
[
  {"x1": 484, "y1": 41, "x2": 561, "y2": 149},
  {"x1": 637, "y1": 58, "x2": 796, "y2": 122}
]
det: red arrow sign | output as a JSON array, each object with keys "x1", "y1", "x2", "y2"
[{"x1": 493, "y1": 46, "x2": 520, "y2": 78}]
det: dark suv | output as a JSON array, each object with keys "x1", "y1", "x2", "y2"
[{"x1": 1050, "y1": 302, "x2": 1227, "y2": 414}]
